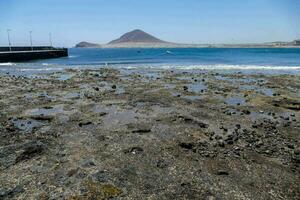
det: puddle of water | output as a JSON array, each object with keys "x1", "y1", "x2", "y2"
[
  {"x1": 24, "y1": 93, "x2": 36, "y2": 101},
  {"x1": 250, "y1": 112, "x2": 274, "y2": 121},
  {"x1": 103, "y1": 110, "x2": 138, "y2": 126},
  {"x1": 57, "y1": 115, "x2": 70, "y2": 124},
  {"x1": 64, "y1": 92, "x2": 81, "y2": 100},
  {"x1": 25, "y1": 105, "x2": 64, "y2": 118},
  {"x1": 177, "y1": 76, "x2": 193, "y2": 81},
  {"x1": 225, "y1": 96, "x2": 246, "y2": 106},
  {"x1": 38, "y1": 92, "x2": 54, "y2": 101},
  {"x1": 58, "y1": 74, "x2": 74, "y2": 81},
  {"x1": 240, "y1": 85, "x2": 257, "y2": 91},
  {"x1": 10, "y1": 118, "x2": 44, "y2": 132},
  {"x1": 258, "y1": 88, "x2": 274, "y2": 97},
  {"x1": 240, "y1": 85, "x2": 274, "y2": 97},
  {"x1": 188, "y1": 83, "x2": 207, "y2": 93},
  {"x1": 93, "y1": 105, "x2": 138, "y2": 127},
  {"x1": 150, "y1": 105, "x2": 174, "y2": 114},
  {"x1": 224, "y1": 108, "x2": 239, "y2": 115},
  {"x1": 143, "y1": 72, "x2": 162, "y2": 80},
  {"x1": 164, "y1": 84, "x2": 176, "y2": 89},
  {"x1": 115, "y1": 87, "x2": 125, "y2": 95},
  {"x1": 120, "y1": 76, "x2": 134, "y2": 81},
  {"x1": 171, "y1": 92, "x2": 181, "y2": 97},
  {"x1": 182, "y1": 95, "x2": 203, "y2": 101},
  {"x1": 216, "y1": 76, "x2": 257, "y2": 84}
]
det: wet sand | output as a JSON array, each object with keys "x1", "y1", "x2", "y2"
[{"x1": 0, "y1": 68, "x2": 299, "y2": 199}]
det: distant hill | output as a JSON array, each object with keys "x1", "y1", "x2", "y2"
[
  {"x1": 75, "y1": 31, "x2": 300, "y2": 48},
  {"x1": 75, "y1": 41, "x2": 101, "y2": 48},
  {"x1": 108, "y1": 29, "x2": 167, "y2": 45}
]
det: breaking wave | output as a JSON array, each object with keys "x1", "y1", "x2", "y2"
[
  {"x1": 121, "y1": 64, "x2": 300, "y2": 70},
  {"x1": 0, "y1": 62, "x2": 16, "y2": 66}
]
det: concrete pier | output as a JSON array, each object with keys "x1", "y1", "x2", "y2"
[{"x1": 0, "y1": 46, "x2": 68, "y2": 62}]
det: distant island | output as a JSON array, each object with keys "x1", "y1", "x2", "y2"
[{"x1": 76, "y1": 29, "x2": 300, "y2": 48}]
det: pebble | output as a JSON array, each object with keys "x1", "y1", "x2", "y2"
[{"x1": 124, "y1": 147, "x2": 144, "y2": 155}]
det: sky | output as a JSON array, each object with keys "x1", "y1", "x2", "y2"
[{"x1": 0, "y1": 0, "x2": 300, "y2": 47}]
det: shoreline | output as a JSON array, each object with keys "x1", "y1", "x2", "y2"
[
  {"x1": 76, "y1": 45, "x2": 300, "y2": 49},
  {"x1": 0, "y1": 68, "x2": 299, "y2": 199}
]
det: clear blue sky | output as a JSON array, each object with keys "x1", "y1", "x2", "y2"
[{"x1": 1, "y1": 0, "x2": 299, "y2": 47}]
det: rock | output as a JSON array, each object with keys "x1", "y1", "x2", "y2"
[
  {"x1": 242, "y1": 110, "x2": 251, "y2": 115},
  {"x1": 132, "y1": 128, "x2": 151, "y2": 133},
  {"x1": 198, "y1": 122, "x2": 209, "y2": 129},
  {"x1": 82, "y1": 160, "x2": 96, "y2": 168},
  {"x1": 252, "y1": 124, "x2": 258, "y2": 129},
  {"x1": 287, "y1": 144, "x2": 294, "y2": 149},
  {"x1": 67, "y1": 168, "x2": 79, "y2": 177},
  {"x1": 0, "y1": 185, "x2": 24, "y2": 199},
  {"x1": 15, "y1": 141, "x2": 46, "y2": 163},
  {"x1": 79, "y1": 121, "x2": 93, "y2": 127},
  {"x1": 292, "y1": 153, "x2": 300, "y2": 163},
  {"x1": 226, "y1": 140, "x2": 234, "y2": 145},
  {"x1": 216, "y1": 170, "x2": 229, "y2": 176},
  {"x1": 183, "y1": 86, "x2": 188, "y2": 91},
  {"x1": 112, "y1": 85, "x2": 117, "y2": 89},
  {"x1": 92, "y1": 170, "x2": 110, "y2": 182},
  {"x1": 179, "y1": 142, "x2": 195, "y2": 150},
  {"x1": 156, "y1": 159, "x2": 169, "y2": 169},
  {"x1": 294, "y1": 149, "x2": 300, "y2": 155},
  {"x1": 218, "y1": 140, "x2": 225, "y2": 148}
]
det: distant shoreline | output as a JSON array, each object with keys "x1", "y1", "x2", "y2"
[{"x1": 76, "y1": 44, "x2": 300, "y2": 49}]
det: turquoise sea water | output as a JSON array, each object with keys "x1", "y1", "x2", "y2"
[{"x1": 1, "y1": 48, "x2": 300, "y2": 75}]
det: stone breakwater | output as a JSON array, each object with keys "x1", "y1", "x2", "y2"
[
  {"x1": 0, "y1": 47, "x2": 68, "y2": 62},
  {"x1": 0, "y1": 68, "x2": 299, "y2": 199}
]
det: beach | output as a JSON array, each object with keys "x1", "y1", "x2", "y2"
[{"x1": 0, "y1": 68, "x2": 299, "y2": 199}]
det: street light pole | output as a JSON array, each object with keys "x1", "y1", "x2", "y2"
[
  {"x1": 49, "y1": 33, "x2": 53, "y2": 47},
  {"x1": 7, "y1": 29, "x2": 12, "y2": 52},
  {"x1": 29, "y1": 31, "x2": 33, "y2": 51}
]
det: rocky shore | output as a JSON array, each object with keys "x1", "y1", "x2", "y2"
[{"x1": 0, "y1": 68, "x2": 299, "y2": 199}]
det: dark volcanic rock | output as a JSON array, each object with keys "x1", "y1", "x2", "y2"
[
  {"x1": 15, "y1": 141, "x2": 46, "y2": 163},
  {"x1": 179, "y1": 142, "x2": 195, "y2": 150},
  {"x1": 0, "y1": 141, "x2": 47, "y2": 169},
  {"x1": 0, "y1": 185, "x2": 24, "y2": 199},
  {"x1": 216, "y1": 170, "x2": 229, "y2": 176}
]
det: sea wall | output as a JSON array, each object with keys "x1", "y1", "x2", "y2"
[
  {"x1": 0, "y1": 47, "x2": 68, "y2": 62},
  {"x1": 0, "y1": 46, "x2": 57, "y2": 52}
]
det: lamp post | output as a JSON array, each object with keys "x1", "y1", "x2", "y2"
[
  {"x1": 49, "y1": 33, "x2": 53, "y2": 47},
  {"x1": 29, "y1": 31, "x2": 33, "y2": 51},
  {"x1": 7, "y1": 29, "x2": 12, "y2": 51}
]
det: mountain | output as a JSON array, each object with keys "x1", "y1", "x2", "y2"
[
  {"x1": 75, "y1": 41, "x2": 101, "y2": 48},
  {"x1": 108, "y1": 29, "x2": 167, "y2": 45}
]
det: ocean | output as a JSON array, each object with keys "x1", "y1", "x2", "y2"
[{"x1": 1, "y1": 48, "x2": 300, "y2": 75}]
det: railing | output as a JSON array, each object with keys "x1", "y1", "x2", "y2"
[{"x1": 0, "y1": 46, "x2": 61, "y2": 52}]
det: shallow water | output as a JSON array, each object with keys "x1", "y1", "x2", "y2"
[
  {"x1": 10, "y1": 118, "x2": 44, "y2": 132},
  {"x1": 187, "y1": 83, "x2": 207, "y2": 93},
  {"x1": 225, "y1": 96, "x2": 246, "y2": 106}
]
